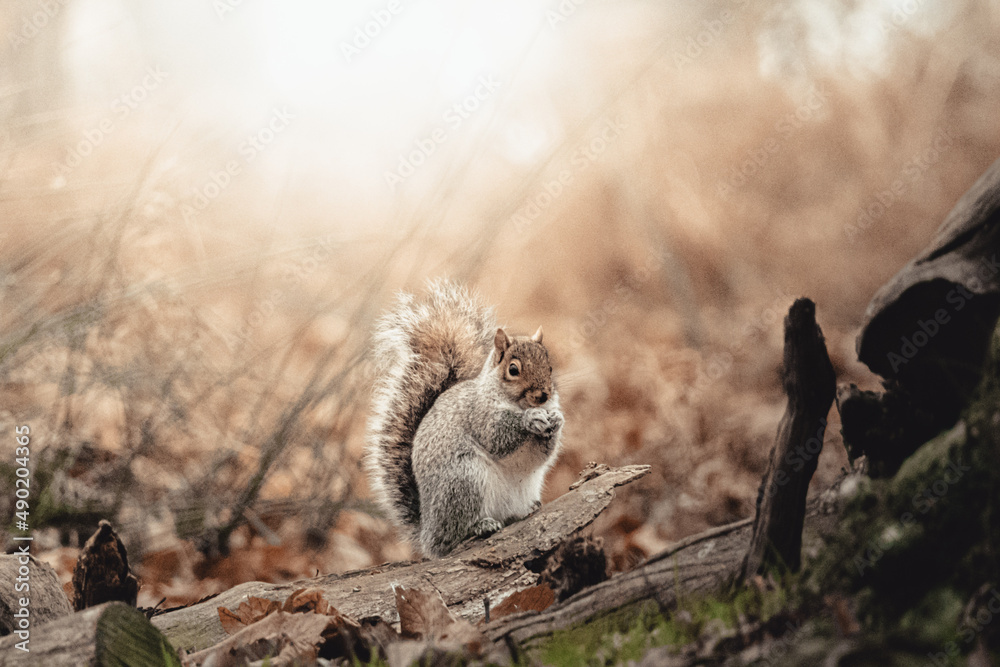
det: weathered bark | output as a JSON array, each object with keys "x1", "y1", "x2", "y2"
[
  {"x1": 0, "y1": 602, "x2": 176, "y2": 667},
  {"x1": 739, "y1": 298, "x2": 836, "y2": 579},
  {"x1": 847, "y1": 155, "x2": 1000, "y2": 475},
  {"x1": 0, "y1": 554, "x2": 72, "y2": 636},
  {"x1": 484, "y1": 516, "x2": 755, "y2": 661},
  {"x1": 482, "y1": 481, "x2": 852, "y2": 663},
  {"x1": 151, "y1": 464, "x2": 651, "y2": 653},
  {"x1": 858, "y1": 156, "x2": 1000, "y2": 380},
  {"x1": 3, "y1": 459, "x2": 858, "y2": 664},
  {"x1": 72, "y1": 520, "x2": 140, "y2": 611}
]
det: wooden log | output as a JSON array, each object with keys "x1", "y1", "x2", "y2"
[
  {"x1": 0, "y1": 554, "x2": 72, "y2": 636},
  {"x1": 484, "y1": 516, "x2": 755, "y2": 660},
  {"x1": 151, "y1": 464, "x2": 651, "y2": 653},
  {"x1": 483, "y1": 479, "x2": 853, "y2": 663},
  {"x1": 739, "y1": 298, "x2": 835, "y2": 579},
  {"x1": 857, "y1": 156, "x2": 1000, "y2": 384},
  {"x1": 849, "y1": 156, "x2": 1000, "y2": 474},
  {"x1": 0, "y1": 602, "x2": 178, "y2": 667},
  {"x1": 10, "y1": 466, "x2": 856, "y2": 663}
]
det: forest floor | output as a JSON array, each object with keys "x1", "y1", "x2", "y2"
[{"x1": 1, "y1": 4, "x2": 1000, "y2": 657}]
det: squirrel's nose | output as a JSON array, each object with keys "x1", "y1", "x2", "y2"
[{"x1": 537, "y1": 391, "x2": 549, "y2": 404}]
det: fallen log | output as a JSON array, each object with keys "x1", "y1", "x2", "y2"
[
  {"x1": 484, "y1": 515, "x2": 754, "y2": 661},
  {"x1": 482, "y1": 299, "x2": 842, "y2": 662},
  {"x1": 0, "y1": 554, "x2": 72, "y2": 636},
  {"x1": 151, "y1": 463, "x2": 651, "y2": 653},
  {"x1": 0, "y1": 602, "x2": 177, "y2": 667},
  {"x1": 482, "y1": 480, "x2": 852, "y2": 663},
  {"x1": 846, "y1": 155, "x2": 1000, "y2": 475}
]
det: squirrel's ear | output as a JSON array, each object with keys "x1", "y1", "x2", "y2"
[
  {"x1": 493, "y1": 328, "x2": 510, "y2": 364},
  {"x1": 531, "y1": 326, "x2": 543, "y2": 343}
]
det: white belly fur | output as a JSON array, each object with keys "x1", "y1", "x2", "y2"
[{"x1": 474, "y1": 445, "x2": 555, "y2": 523}]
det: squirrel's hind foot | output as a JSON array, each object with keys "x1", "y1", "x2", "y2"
[{"x1": 471, "y1": 516, "x2": 503, "y2": 538}]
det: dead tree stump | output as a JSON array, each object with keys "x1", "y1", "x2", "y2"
[
  {"x1": 739, "y1": 298, "x2": 836, "y2": 580},
  {"x1": 845, "y1": 156, "x2": 1000, "y2": 476}
]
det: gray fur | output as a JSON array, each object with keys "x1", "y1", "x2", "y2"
[
  {"x1": 365, "y1": 280, "x2": 563, "y2": 557},
  {"x1": 365, "y1": 279, "x2": 496, "y2": 543}
]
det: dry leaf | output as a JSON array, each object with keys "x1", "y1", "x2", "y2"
[
  {"x1": 395, "y1": 586, "x2": 454, "y2": 640},
  {"x1": 203, "y1": 591, "x2": 380, "y2": 666},
  {"x1": 218, "y1": 587, "x2": 350, "y2": 636},
  {"x1": 490, "y1": 584, "x2": 555, "y2": 620},
  {"x1": 394, "y1": 585, "x2": 484, "y2": 656},
  {"x1": 217, "y1": 607, "x2": 245, "y2": 636},
  {"x1": 282, "y1": 587, "x2": 330, "y2": 615},
  {"x1": 358, "y1": 616, "x2": 402, "y2": 654},
  {"x1": 217, "y1": 596, "x2": 281, "y2": 635},
  {"x1": 188, "y1": 610, "x2": 331, "y2": 666}
]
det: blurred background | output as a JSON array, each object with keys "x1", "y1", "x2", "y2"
[{"x1": 1, "y1": 0, "x2": 999, "y2": 608}]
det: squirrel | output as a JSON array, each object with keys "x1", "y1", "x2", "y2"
[{"x1": 365, "y1": 279, "x2": 564, "y2": 557}]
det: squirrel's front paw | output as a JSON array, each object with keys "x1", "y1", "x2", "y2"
[
  {"x1": 471, "y1": 517, "x2": 503, "y2": 538},
  {"x1": 523, "y1": 408, "x2": 563, "y2": 437}
]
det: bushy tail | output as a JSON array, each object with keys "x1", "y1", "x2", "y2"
[{"x1": 365, "y1": 279, "x2": 496, "y2": 541}]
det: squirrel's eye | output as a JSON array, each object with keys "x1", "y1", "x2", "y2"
[{"x1": 508, "y1": 362, "x2": 520, "y2": 377}]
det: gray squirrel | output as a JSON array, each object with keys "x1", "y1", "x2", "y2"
[{"x1": 365, "y1": 279, "x2": 564, "y2": 557}]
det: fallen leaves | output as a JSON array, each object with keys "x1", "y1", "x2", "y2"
[
  {"x1": 489, "y1": 584, "x2": 555, "y2": 620},
  {"x1": 181, "y1": 588, "x2": 375, "y2": 666},
  {"x1": 187, "y1": 584, "x2": 487, "y2": 666},
  {"x1": 187, "y1": 610, "x2": 339, "y2": 667},
  {"x1": 217, "y1": 586, "x2": 353, "y2": 635},
  {"x1": 217, "y1": 596, "x2": 280, "y2": 635},
  {"x1": 395, "y1": 585, "x2": 485, "y2": 652}
]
